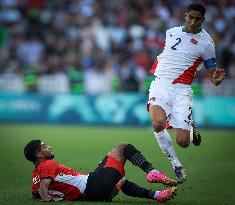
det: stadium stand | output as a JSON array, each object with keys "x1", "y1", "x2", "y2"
[{"x1": 0, "y1": 0, "x2": 234, "y2": 95}]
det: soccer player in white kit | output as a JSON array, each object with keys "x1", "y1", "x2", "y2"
[{"x1": 148, "y1": 3, "x2": 225, "y2": 183}]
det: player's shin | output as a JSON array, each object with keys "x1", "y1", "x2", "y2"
[
  {"x1": 123, "y1": 144, "x2": 156, "y2": 173},
  {"x1": 154, "y1": 130, "x2": 182, "y2": 168},
  {"x1": 121, "y1": 180, "x2": 155, "y2": 199},
  {"x1": 155, "y1": 130, "x2": 187, "y2": 183},
  {"x1": 121, "y1": 180, "x2": 177, "y2": 202}
]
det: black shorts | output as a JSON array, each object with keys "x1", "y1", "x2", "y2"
[{"x1": 84, "y1": 155, "x2": 125, "y2": 201}]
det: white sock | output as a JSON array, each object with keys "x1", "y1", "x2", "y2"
[
  {"x1": 154, "y1": 129, "x2": 182, "y2": 168},
  {"x1": 190, "y1": 125, "x2": 193, "y2": 143},
  {"x1": 154, "y1": 191, "x2": 160, "y2": 199}
]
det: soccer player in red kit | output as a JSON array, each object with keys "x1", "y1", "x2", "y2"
[
  {"x1": 24, "y1": 139, "x2": 177, "y2": 202},
  {"x1": 148, "y1": 3, "x2": 225, "y2": 183}
]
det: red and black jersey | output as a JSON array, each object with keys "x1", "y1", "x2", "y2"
[{"x1": 32, "y1": 160, "x2": 88, "y2": 201}]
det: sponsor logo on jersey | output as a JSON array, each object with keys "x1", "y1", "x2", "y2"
[{"x1": 33, "y1": 175, "x2": 40, "y2": 184}]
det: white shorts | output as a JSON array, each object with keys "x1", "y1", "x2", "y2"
[{"x1": 148, "y1": 78, "x2": 193, "y2": 131}]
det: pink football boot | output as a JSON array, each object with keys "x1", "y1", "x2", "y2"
[
  {"x1": 155, "y1": 186, "x2": 177, "y2": 203},
  {"x1": 147, "y1": 170, "x2": 177, "y2": 186}
]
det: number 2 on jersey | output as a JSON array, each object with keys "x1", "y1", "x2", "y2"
[{"x1": 171, "y1": 38, "x2": 182, "y2": 50}]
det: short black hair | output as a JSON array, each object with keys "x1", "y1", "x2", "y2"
[
  {"x1": 187, "y1": 3, "x2": 206, "y2": 16},
  {"x1": 24, "y1": 140, "x2": 42, "y2": 163}
]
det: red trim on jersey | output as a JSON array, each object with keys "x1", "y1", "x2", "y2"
[
  {"x1": 166, "y1": 121, "x2": 173, "y2": 129},
  {"x1": 104, "y1": 155, "x2": 125, "y2": 177},
  {"x1": 146, "y1": 103, "x2": 150, "y2": 112},
  {"x1": 150, "y1": 58, "x2": 158, "y2": 74},
  {"x1": 49, "y1": 181, "x2": 82, "y2": 201},
  {"x1": 172, "y1": 57, "x2": 202, "y2": 84}
]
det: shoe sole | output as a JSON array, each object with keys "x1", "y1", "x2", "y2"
[
  {"x1": 165, "y1": 187, "x2": 178, "y2": 202},
  {"x1": 147, "y1": 177, "x2": 178, "y2": 187},
  {"x1": 175, "y1": 167, "x2": 187, "y2": 184},
  {"x1": 192, "y1": 123, "x2": 201, "y2": 146},
  {"x1": 164, "y1": 180, "x2": 178, "y2": 187}
]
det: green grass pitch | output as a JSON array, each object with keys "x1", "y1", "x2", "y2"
[{"x1": 0, "y1": 124, "x2": 235, "y2": 205}]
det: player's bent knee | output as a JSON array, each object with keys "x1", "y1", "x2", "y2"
[
  {"x1": 152, "y1": 119, "x2": 165, "y2": 132},
  {"x1": 114, "y1": 143, "x2": 128, "y2": 155},
  {"x1": 117, "y1": 142, "x2": 128, "y2": 150},
  {"x1": 108, "y1": 143, "x2": 128, "y2": 165},
  {"x1": 176, "y1": 138, "x2": 189, "y2": 148}
]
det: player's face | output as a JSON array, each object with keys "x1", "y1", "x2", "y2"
[
  {"x1": 185, "y1": 10, "x2": 204, "y2": 33},
  {"x1": 39, "y1": 142, "x2": 54, "y2": 160}
]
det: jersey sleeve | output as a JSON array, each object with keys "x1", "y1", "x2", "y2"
[
  {"x1": 39, "y1": 160, "x2": 57, "y2": 180},
  {"x1": 32, "y1": 183, "x2": 39, "y2": 194},
  {"x1": 165, "y1": 28, "x2": 173, "y2": 39},
  {"x1": 201, "y1": 41, "x2": 216, "y2": 61},
  {"x1": 201, "y1": 41, "x2": 216, "y2": 69}
]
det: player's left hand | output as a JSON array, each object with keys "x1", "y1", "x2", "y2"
[{"x1": 211, "y1": 68, "x2": 225, "y2": 85}]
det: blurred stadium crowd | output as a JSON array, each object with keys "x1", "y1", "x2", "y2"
[{"x1": 0, "y1": 0, "x2": 235, "y2": 95}]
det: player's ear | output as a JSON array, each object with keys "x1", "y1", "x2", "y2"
[{"x1": 201, "y1": 16, "x2": 205, "y2": 23}]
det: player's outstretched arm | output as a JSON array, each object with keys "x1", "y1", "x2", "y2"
[
  {"x1": 207, "y1": 67, "x2": 225, "y2": 86},
  {"x1": 39, "y1": 179, "x2": 53, "y2": 202}
]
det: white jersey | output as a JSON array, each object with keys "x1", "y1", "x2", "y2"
[{"x1": 152, "y1": 26, "x2": 216, "y2": 85}]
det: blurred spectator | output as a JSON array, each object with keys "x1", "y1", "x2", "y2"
[
  {"x1": 228, "y1": 59, "x2": 235, "y2": 79},
  {"x1": 17, "y1": 32, "x2": 44, "y2": 65},
  {"x1": 0, "y1": 0, "x2": 234, "y2": 95},
  {"x1": 37, "y1": 72, "x2": 69, "y2": 94}
]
